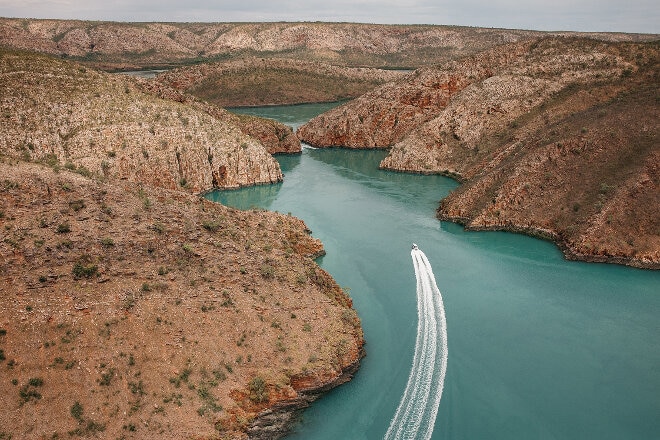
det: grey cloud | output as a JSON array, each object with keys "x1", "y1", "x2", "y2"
[{"x1": 0, "y1": 0, "x2": 657, "y2": 33}]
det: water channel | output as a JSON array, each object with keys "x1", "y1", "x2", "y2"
[{"x1": 205, "y1": 103, "x2": 660, "y2": 440}]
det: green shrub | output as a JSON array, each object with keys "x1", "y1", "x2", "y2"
[
  {"x1": 70, "y1": 401, "x2": 83, "y2": 421},
  {"x1": 100, "y1": 237, "x2": 114, "y2": 247},
  {"x1": 72, "y1": 261, "x2": 98, "y2": 279},
  {"x1": 248, "y1": 376, "x2": 268, "y2": 403},
  {"x1": 56, "y1": 223, "x2": 71, "y2": 233},
  {"x1": 260, "y1": 264, "x2": 275, "y2": 279}
]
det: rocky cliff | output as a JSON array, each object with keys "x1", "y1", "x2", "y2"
[
  {"x1": 2, "y1": 18, "x2": 656, "y2": 71},
  {"x1": 135, "y1": 78, "x2": 301, "y2": 154},
  {"x1": 297, "y1": 38, "x2": 659, "y2": 268},
  {"x1": 0, "y1": 48, "x2": 283, "y2": 192},
  {"x1": 0, "y1": 160, "x2": 364, "y2": 439}
]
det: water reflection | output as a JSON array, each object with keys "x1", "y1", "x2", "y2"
[{"x1": 205, "y1": 182, "x2": 283, "y2": 211}]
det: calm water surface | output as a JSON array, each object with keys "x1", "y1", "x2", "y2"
[{"x1": 207, "y1": 104, "x2": 660, "y2": 440}]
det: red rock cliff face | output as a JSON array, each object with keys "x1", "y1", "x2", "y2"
[
  {"x1": 136, "y1": 78, "x2": 301, "y2": 155},
  {"x1": 296, "y1": 41, "x2": 532, "y2": 148}
]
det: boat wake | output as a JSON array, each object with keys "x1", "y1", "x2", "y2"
[{"x1": 385, "y1": 246, "x2": 448, "y2": 440}]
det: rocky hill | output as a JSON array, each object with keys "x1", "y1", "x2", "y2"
[
  {"x1": 0, "y1": 160, "x2": 364, "y2": 439},
  {"x1": 2, "y1": 19, "x2": 657, "y2": 71},
  {"x1": 155, "y1": 57, "x2": 407, "y2": 107},
  {"x1": 297, "y1": 38, "x2": 659, "y2": 269},
  {"x1": 0, "y1": 48, "x2": 289, "y2": 192},
  {"x1": 134, "y1": 78, "x2": 301, "y2": 154}
]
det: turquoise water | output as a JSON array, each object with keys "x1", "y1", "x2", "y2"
[{"x1": 207, "y1": 104, "x2": 660, "y2": 440}]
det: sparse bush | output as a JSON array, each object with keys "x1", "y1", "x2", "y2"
[
  {"x1": 260, "y1": 264, "x2": 275, "y2": 279},
  {"x1": 72, "y1": 258, "x2": 98, "y2": 279},
  {"x1": 248, "y1": 376, "x2": 268, "y2": 403},
  {"x1": 98, "y1": 368, "x2": 115, "y2": 386},
  {"x1": 68, "y1": 199, "x2": 85, "y2": 212},
  {"x1": 70, "y1": 401, "x2": 83, "y2": 421},
  {"x1": 202, "y1": 220, "x2": 222, "y2": 232},
  {"x1": 151, "y1": 222, "x2": 165, "y2": 234},
  {"x1": 56, "y1": 222, "x2": 71, "y2": 233},
  {"x1": 19, "y1": 378, "x2": 43, "y2": 404},
  {"x1": 100, "y1": 237, "x2": 114, "y2": 247}
]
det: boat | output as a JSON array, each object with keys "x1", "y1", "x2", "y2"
[{"x1": 412, "y1": 243, "x2": 418, "y2": 250}]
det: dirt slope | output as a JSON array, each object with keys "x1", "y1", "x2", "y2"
[{"x1": 0, "y1": 161, "x2": 364, "y2": 439}]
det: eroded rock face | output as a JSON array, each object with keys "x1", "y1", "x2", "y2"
[
  {"x1": 0, "y1": 48, "x2": 282, "y2": 192},
  {"x1": 296, "y1": 41, "x2": 532, "y2": 148},
  {"x1": 2, "y1": 18, "x2": 656, "y2": 71}
]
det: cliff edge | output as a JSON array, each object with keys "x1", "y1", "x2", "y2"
[{"x1": 0, "y1": 48, "x2": 283, "y2": 192}]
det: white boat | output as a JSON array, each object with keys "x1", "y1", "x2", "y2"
[{"x1": 412, "y1": 243, "x2": 418, "y2": 250}]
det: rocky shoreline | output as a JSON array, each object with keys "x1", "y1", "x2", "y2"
[{"x1": 298, "y1": 37, "x2": 659, "y2": 270}]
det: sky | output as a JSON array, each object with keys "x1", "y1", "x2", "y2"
[{"x1": 0, "y1": 0, "x2": 658, "y2": 34}]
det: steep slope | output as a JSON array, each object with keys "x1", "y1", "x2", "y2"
[
  {"x1": 297, "y1": 41, "x2": 533, "y2": 148},
  {"x1": 0, "y1": 48, "x2": 282, "y2": 192},
  {"x1": 297, "y1": 38, "x2": 659, "y2": 268},
  {"x1": 0, "y1": 161, "x2": 364, "y2": 439},
  {"x1": 437, "y1": 81, "x2": 659, "y2": 268},
  {"x1": 135, "y1": 78, "x2": 301, "y2": 154}
]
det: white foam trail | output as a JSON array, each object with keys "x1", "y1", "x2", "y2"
[{"x1": 385, "y1": 247, "x2": 448, "y2": 440}]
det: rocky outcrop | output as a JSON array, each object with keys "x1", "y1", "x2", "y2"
[
  {"x1": 0, "y1": 161, "x2": 364, "y2": 439},
  {"x1": 297, "y1": 41, "x2": 533, "y2": 148},
  {"x1": 135, "y1": 78, "x2": 301, "y2": 154},
  {"x1": 1, "y1": 18, "x2": 657, "y2": 71},
  {"x1": 0, "y1": 48, "x2": 283, "y2": 192},
  {"x1": 298, "y1": 38, "x2": 660, "y2": 268},
  {"x1": 436, "y1": 78, "x2": 659, "y2": 269}
]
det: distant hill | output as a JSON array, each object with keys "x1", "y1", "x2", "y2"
[{"x1": 1, "y1": 18, "x2": 657, "y2": 71}]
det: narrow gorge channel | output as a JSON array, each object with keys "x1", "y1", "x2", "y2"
[{"x1": 206, "y1": 103, "x2": 660, "y2": 440}]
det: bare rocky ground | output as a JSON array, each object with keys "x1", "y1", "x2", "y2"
[
  {"x1": 0, "y1": 161, "x2": 364, "y2": 439},
  {"x1": 0, "y1": 18, "x2": 657, "y2": 440},
  {"x1": 297, "y1": 38, "x2": 659, "y2": 268}
]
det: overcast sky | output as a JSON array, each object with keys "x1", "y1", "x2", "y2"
[{"x1": 0, "y1": 0, "x2": 658, "y2": 34}]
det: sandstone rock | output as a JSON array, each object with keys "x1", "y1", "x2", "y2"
[
  {"x1": 136, "y1": 78, "x2": 301, "y2": 154},
  {"x1": 0, "y1": 48, "x2": 283, "y2": 192},
  {"x1": 2, "y1": 18, "x2": 656, "y2": 71}
]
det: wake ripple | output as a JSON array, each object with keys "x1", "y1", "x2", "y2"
[{"x1": 385, "y1": 247, "x2": 448, "y2": 440}]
